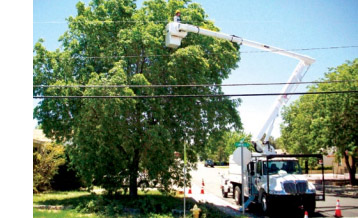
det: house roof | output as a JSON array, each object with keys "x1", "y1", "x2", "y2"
[{"x1": 33, "y1": 129, "x2": 51, "y2": 144}]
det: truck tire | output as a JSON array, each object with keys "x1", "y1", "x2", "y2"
[
  {"x1": 261, "y1": 193, "x2": 270, "y2": 214},
  {"x1": 234, "y1": 186, "x2": 242, "y2": 205}
]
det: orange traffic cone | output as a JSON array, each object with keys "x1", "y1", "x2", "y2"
[
  {"x1": 188, "y1": 187, "x2": 192, "y2": 194},
  {"x1": 199, "y1": 186, "x2": 205, "y2": 203},
  {"x1": 202, "y1": 179, "x2": 205, "y2": 186},
  {"x1": 200, "y1": 186, "x2": 205, "y2": 194},
  {"x1": 303, "y1": 211, "x2": 309, "y2": 218},
  {"x1": 335, "y1": 199, "x2": 342, "y2": 217}
]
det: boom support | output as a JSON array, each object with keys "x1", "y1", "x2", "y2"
[{"x1": 165, "y1": 22, "x2": 315, "y2": 154}]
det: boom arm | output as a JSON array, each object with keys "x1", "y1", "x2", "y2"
[{"x1": 165, "y1": 22, "x2": 315, "y2": 154}]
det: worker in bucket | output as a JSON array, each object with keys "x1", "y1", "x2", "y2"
[{"x1": 174, "y1": 10, "x2": 181, "y2": 23}]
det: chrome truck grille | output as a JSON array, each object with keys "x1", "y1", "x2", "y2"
[{"x1": 282, "y1": 181, "x2": 307, "y2": 194}]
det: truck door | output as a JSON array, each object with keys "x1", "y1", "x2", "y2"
[
  {"x1": 253, "y1": 161, "x2": 263, "y2": 194},
  {"x1": 247, "y1": 161, "x2": 260, "y2": 195},
  {"x1": 247, "y1": 162, "x2": 254, "y2": 195}
]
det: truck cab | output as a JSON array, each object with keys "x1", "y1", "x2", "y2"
[{"x1": 252, "y1": 157, "x2": 316, "y2": 214}]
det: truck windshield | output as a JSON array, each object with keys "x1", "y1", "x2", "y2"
[{"x1": 263, "y1": 160, "x2": 302, "y2": 175}]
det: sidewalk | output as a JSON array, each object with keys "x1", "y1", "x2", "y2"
[
  {"x1": 185, "y1": 184, "x2": 254, "y2": 217},
  {"x1": 308, "y1": 173, "x2": 358, "y2": 186},
  {"x1": 308, "y1": 173, "x2": 358, "y2": 197},
  {"x1": 188, "y1": 184, "x2": 238, "y2": 209},
  {"x1": 307, "y1": 173, "x2": 357, "y2": 181}
]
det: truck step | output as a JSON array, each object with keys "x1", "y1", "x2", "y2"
[{"x1": 239, "y1": 195, "x2": 255, "y2": 212}]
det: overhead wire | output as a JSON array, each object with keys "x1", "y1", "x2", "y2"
[
  {"x1": 33, "y1": 20, "x2": 358, "y2": 98},
  {"x1": 33, "y1": 90, "x2": 358, "y2": 99},
  {"x1": 33, "y1": 80, "x2": 358, "y2": 89},
  {"x1": 242, "y1": 46, "x2": 358, "y2": 54},
  {"x1": 33, "y1": 20, "x2": 170, "y2": 24},
  {"x1": 32, "y1": 45, "x2": 358, "y2": 60},
  {"x1": 33, "y1": 20, "x2": 280, "y2": 24},
  {"x1": 33, "y1": 19, "x2": 358, "y2": 24}
]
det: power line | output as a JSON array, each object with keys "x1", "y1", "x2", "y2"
[
  {"x1": 242, "y1": 46, "x2": 358, "y2": 54},
  {"x1": 32, "y1": 45, "x2": 358, "y2": 60},
  {"x1": 34, "y1": 20, "x2": 170, "y2": 24},
  {"x1": 33, "y1": 54, "x2": 168, "y2": 60},
  {"x1": 33, "y1": 19, "x2": 358, "y2": 24},
  {"x1": 33, "y1": 80, "x2": 358, "y2": 89},
  {"x1": 33, "y1": 90, "x2": 358, "y2": 99},
  {"x1": 33, "y1": 20, "x2": 279, "y2": 24}
]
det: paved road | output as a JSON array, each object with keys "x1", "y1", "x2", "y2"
[{"x1": 190, "y1": 163, "x2": 358, "y2": 218}]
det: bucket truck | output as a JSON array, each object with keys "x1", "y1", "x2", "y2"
[{"x1": 165, "y1": 21, "x2": 326, "y2": 214}]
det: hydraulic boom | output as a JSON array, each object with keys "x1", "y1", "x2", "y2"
[{"x1": 165, "y1": 22, "x2": 315, "y2": 154}]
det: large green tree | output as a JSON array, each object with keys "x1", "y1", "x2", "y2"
[
  {"x1": 280, "y1": 59, "x2": 358, "y2": 185},
  {"x1": 33, "y1": 0, "x2": 242, "y2": 196}
]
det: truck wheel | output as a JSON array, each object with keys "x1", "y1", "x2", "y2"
[
  {"x1": 234, "y1": 186, "x2": 242, "y2": 205},
  {"x1": 222, "y1": 187, "x2": 228, "y2": 198},
  {"x1": 261, "y1": 193, "x2": 270, "y2": 214}
]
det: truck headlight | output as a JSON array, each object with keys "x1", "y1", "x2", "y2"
[{"x1": 306, "y1": 182, "x2": 316, "y2": 194}]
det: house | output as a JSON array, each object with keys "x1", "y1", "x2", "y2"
[{"x1": 33, "y1": 129, "x2": 51, "y2": 145}]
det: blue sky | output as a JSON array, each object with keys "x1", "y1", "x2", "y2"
[{"x1": 33, "y1": 0, "x2": 358, "y2": 138}]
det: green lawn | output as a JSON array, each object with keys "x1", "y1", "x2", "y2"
[
  {"x1": 33, "y1": 191, "x2": 93, "y2": 205},
  {"x1": 33, "y1": 191, "x2": 103, "y2": 218},
  {"x1": 33, "y1": 208, "x2": 175, "y2": 218},
  {"x1": 34, "y1": 208, "x2": 103, "y2": 218},
  {"x1": 215, "y1": 166, "x2": 229, "y2": 169},
  {"x1": 33, "y1": 189, "x2": 240, "y2": 218}
]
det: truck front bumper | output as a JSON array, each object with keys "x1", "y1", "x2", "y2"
[{"x1": 267, "y1": 193, "x2": 315, "y2": 206}]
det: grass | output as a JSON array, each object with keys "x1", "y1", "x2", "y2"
[
  {"x1": 33, "y1": 189, "x2": 240, "y2": 218},
  {"x1": 34, "y1": 208, "x2": 103, "y2": 218},
  {"x1": 33, "y1": 208, "x2": 176, "y2": 218},
  {"x1": 33, "y1": 191, "x2": 93, "y2": 205},
  {"x1": 34, "y1": 191, "x2": 103, "y2": 218},
  {"x1": 215, "y1": 166, "x2": 229, "y2": 169}
]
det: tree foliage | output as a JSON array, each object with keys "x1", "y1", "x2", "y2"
[
  {"x1": 205, "y1": 131, "x2": 251, "y2": 163},
  {"x1": 33, "y1": 141, "x2": 65, "y2": 193},
  {"x1": 280, "y1": 59, "x2": 358, "y2": 184},
  {"x1": 33, "y1": 0, "x2": 242, "y2": 196}
]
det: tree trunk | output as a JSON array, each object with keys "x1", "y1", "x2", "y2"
[
  {"x1": 129, "y1": 149, "x2": 140, "y2": 197},
  {"x1": 343, "y1": 152, "x2": 357, "y2": 185}
]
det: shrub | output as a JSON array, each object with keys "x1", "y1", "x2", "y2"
[{"x1": 33, "y1": 141, "x2": 65, "y2": 193}]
